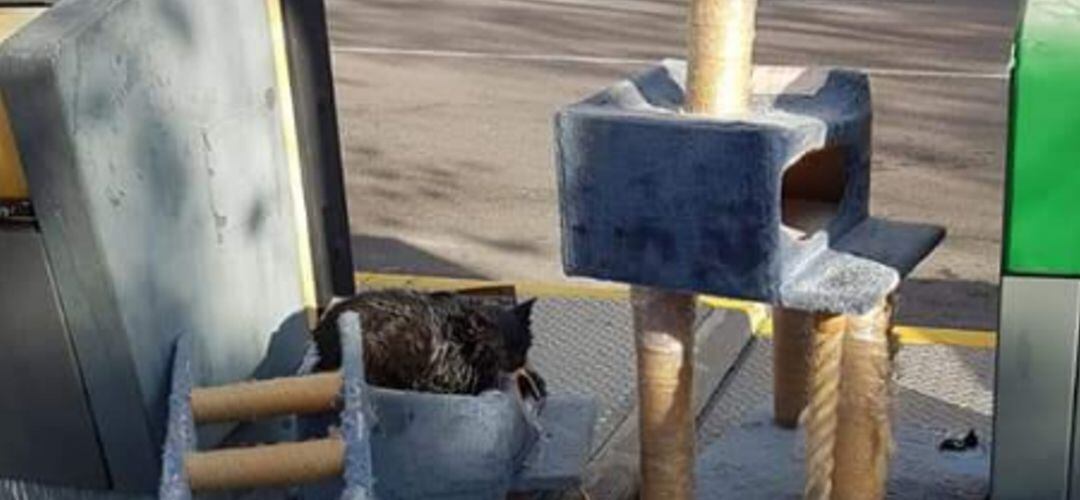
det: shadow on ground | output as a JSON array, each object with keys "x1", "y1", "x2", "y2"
[
  {"x1": 897, "y1": 278, "x2": 998, "y2": 331},
  {"x1": 351, "y1": 234, "x2": 485, "y2": 279}
]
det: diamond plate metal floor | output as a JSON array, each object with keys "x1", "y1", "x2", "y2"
[
  {"x1": 529, "y1": 297, "x2": 729, "y2": 456},
  {"x1": 698, "y1": 338, "x2": 994, "y2": 446},
  {"x1": 697, "y1": 338, "x2": 994, "y2": 499},
  {"x1": 529, "y1": 297, "x2": 637, "y2": 453},
  {"x1": 0, "y1": 273, "x2": 999, "y2": 498},
  {"x1": 353, "y1": 276, "x2": 997, "y2": 499},
  {"x1": 349, "y1": 281, "x2": 740, "y2": 466}
]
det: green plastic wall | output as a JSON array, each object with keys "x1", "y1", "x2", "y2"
[{"x1": 1004, "y1": 0, "x2": 1080, "y2": 276}]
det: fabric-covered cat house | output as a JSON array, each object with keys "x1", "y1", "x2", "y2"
[
  {"x1": 556, "y1": 60, "x2": 944, "y2": 315},
  {"x1": 160, "y1": 293, "x2": 597, "y2": 499}
]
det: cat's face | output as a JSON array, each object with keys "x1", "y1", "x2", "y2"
[
  {"x1": 494, "y1": 298, "x2": 548, "y2": 400},
  {"x1": 496, "y1": 298, "x2": 535, "y2": 370}
]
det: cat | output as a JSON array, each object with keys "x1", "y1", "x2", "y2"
[{"x1": 313, "y1": 289, "x2": 545, "y2": 401}]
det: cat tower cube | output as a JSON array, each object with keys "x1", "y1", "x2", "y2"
[{"x1": 554, "y1": 0, "x2": 943, "y2": 497}]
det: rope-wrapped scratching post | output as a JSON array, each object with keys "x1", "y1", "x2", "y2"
[
  {"x1": 630, "y1": 2, "x2": 761, "y2": 498},
  {"x1": 686, "y1": 0, "x2": 759, "y2": 114},
  {"x1": 832, "y1": 297, "x2": 895, "y2": 500},
  {"x1": 773, "y1": 307, "x2": 813, "y2": 428},
  {"x1": 633, "y1": 289, "x2": 697, "y2": 499},
  {"x1": 803, "y1": 313, "x2": 846, "y2": 500}
]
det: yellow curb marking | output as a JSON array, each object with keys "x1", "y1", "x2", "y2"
[{"x1": 355, "y1": 272, "x2": 996, "y2": 349}]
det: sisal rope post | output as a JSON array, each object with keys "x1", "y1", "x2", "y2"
[
  {"x1": 772, "y1": 307, "x2": 813, "y2": 428},
  {"x1": 685, "y1": 0, "x2": 759, "y2": 115},
  {"x1": 633, "y1": 288, "x2": 697, "y2": 499},
  {"x1": 190, "y1": 372, "x2": 342, "y2": 424},
  {"x1": 629, "y1": 2, "x2": 760, "y2": 498},
  {"x1": 185, "y1": 438, "x2": 345, "y2": 491},
  {"x1": 802, "y1": 313, "x2": 846, "y2": 500},
  {"x1": 832, "y1": 297, "x2": 895, "y2": 500}
]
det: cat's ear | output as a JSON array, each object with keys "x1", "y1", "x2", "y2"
[
  {"x1": 514, "y1": 298, "x2": 536, "y2": 328},
  {"x1": 504, "y1": 299, "x2": 537, "y2": 365}
]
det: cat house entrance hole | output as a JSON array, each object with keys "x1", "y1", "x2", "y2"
[{"x1": 781, "y1": 147, "x2": 845, "y2": 240}]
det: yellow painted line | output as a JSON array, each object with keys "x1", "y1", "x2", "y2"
[
  {"x1": 357, "y1": 272, "x2": 630, "y2": 300},
  {"x1": 751, "y1": 323, "x2": 995, "y2": 348},
  {"x1": 267, "y1": 0, "x2": 318, "y2": 328},
  {"x1": 892, "y1": 325, "x2": 996, "y2": 348},
  {"x1": 355, "y1": 272, "x2": 995, "y2": 348}
]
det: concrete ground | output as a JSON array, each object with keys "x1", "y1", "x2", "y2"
[{"x1": 327, "y1": 0, "x2": 1018, "y2": 331}]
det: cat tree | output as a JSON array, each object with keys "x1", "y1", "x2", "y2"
[{"x1": 553, "y1": 0, "x2": 943, "y2": 497}]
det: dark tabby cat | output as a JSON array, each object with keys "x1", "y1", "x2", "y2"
[{"x1": 313, "y1": 289, "x2": 545, "y2": 400}]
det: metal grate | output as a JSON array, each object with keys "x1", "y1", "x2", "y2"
[
  {"x1": 696, "y1": 338, "x2": 995, "y2": 499},
  {"x1": 699, "y1": 339, "x2": 994, "y2": 446},
  {"x1": 530, "y1": 296, "x2": 734, "y2": 456},
  {"x1": 346, "y1": 283, "x2": 997, "y2": 498},
  {"x1": 697, "y1": 338, "x2": 774, "y2": 443},
  {"x1": 893, "y1": 344, "x2": 994, "y2": 439},
  {"x1": 529, "y1": 297, "x2": 638, "y2": 454},
  {"x1": 342, "y1": 288, "x2": 721, "y2": 457}
]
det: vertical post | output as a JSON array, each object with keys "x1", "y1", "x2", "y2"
[
  {"x1": 631, "y1": 1, "x2": 759, "y2": 498},
  {"x1": 773, "y1": 307, "x2": 812, "y2": 428},
  {"x1": 832, "y1": 298, "x2": 894, "y2": 500},
  {"x1": 279, "y1": 0, "x2": 357, "y2": 301},
  {"x1": 685, "y1": 0, "x2": 759, "y2": 115},
  {"x1": 804, "y1": 298, "x2": 896, "y2": 500},
  {"x1": 267, "y1": 0, "x2": 319, "y2": 329},
  {"x1": 338, "y1": 311, "x2": 376, "y2": 499},
  {"x1": 633, "y1": 289, "x2": 697, "y2": 499},
  {"x1": 803, "y1": 313, "x2": 845, "y2": 500}
]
